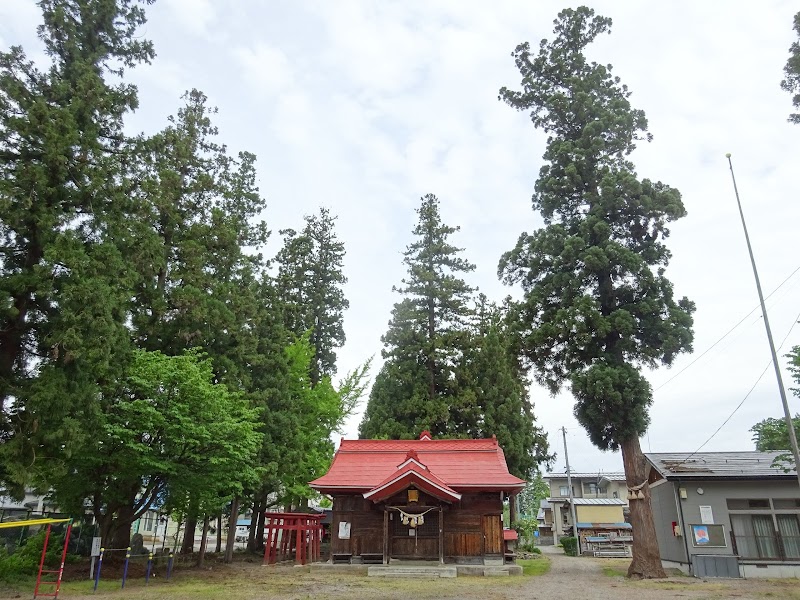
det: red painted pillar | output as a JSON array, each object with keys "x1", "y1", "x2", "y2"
[
  {"x1": 295, "y1": 518, "x2": 302, "y2": 565},
  {"x1": 263, "y1": 517, "x2": 273, "y2": 565}
]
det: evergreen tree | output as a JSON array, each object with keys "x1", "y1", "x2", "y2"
[
  {"x1": 275, "y1": 208, "x2": 348, "y2": 386},
  {"x1": 782, "y1": 11, "x2": 800, "y2": 123},
  {"x1": 499, "y1": 7, "x2": 694, "y2": 578},
  {"x1": 454, "y1": 297, "x2": 551, "y2": 478},
  {"x1": 0, "y1": 0, "x2": 154, "y2": 491},
  {"x1": 360, "y1": 194, "x2": 475, "y2": 438}
]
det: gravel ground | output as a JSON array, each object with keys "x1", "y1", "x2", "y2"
[{"x1": 13, "y1": 547, "x2": 800, "y2": 600}]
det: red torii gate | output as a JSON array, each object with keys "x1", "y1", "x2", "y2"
[{"x1": 262, "y1": 512, "x2": 324, "y2": 566}]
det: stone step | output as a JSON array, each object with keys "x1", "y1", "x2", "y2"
[{"x1": 367, "y1": 566, "x2": 457, "y2": 578}]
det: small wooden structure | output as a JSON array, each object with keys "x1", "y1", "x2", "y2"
[
  {"x1": 262, "y1": 512, "x2": 325, "y2": 565},
  {"x1": 310, "y1": 432, "x2": 525, "y2": 565}
]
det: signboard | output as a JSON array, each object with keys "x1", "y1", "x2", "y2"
[
  {"x1": 690, "y1": 524, "x2": 726, "y2": 547},
  {"x1": 699, "y1": 505, "x2": 714, "y2": 524},
  {"x1": 337, "y1": 522, "x2": 351, "y2": 540},
  {"x1": 91, "y1": 537, "x2": 102, "y2": 557}
]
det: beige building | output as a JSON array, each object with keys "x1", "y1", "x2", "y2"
[{"x1": 540, "y1": 472, "x2": 631, "y2": 553}]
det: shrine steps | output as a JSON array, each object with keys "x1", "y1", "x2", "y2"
[{"x1": 367, "y1": 565, "x2": 457, "y2": 578}]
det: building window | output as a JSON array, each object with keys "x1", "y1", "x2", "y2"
[
  {"x1": 585, "y1": 482, "x2": 606, "y2": 495},
  {"x1": 142, "y1": 512, "x2": 155, "y2": 532},
  {"x1": 728, "y1": 498, "x2": 800, "y2": 560}
]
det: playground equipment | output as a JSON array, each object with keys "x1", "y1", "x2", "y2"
[
  {"x1": 0, "y1": 517, "x2": 73, "y2": 599},
  {"x1": 93, "y1": 547, "x2": 174, "y2": 591},
  {"x1": 262, "y1": 512, "x2": 324, "y2": 565}
]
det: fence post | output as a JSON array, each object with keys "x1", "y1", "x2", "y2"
[
  {"x1": 121, "y1": 547, "x2": 131, "y2": 588},
  {"x1": 93, "y1": 548, "x2": 104, "y2": 592},
  {"x1": 146, "y1": 552, "x2": 153, "y2": 584}
]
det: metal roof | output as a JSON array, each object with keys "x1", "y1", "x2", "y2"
[
  {"x1": 310, "y1": 437, "x2": 525, "y2": 492},
  {"x1": 547, "y1": 497, "x2": 626, "y2": 505},
  {"x1": 545, "y1": 472, "x2": 626, "y2": 481},
  {"x1": 645, "y1": 451, "x2": 797, "y2": 480}
]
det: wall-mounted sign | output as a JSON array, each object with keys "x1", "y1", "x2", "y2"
[
  {"x1": 699, "y1": 505, "x2": 714, "y2": 524},
  {"x1": 338, "y1": 521, "x2": 351, "y2": 540}
]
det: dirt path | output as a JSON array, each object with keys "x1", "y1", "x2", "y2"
[{"x1": 20, "y1": 551, "x2": 800, "y2": 600}]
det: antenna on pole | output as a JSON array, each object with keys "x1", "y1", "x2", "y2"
[{"x1": 726, "y1": 153, "x2": 800, "y2": 490}]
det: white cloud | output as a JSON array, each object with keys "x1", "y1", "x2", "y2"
[
  {"x1": 234, "y1": 43, "x2": 294, "y2": 96},
  {"x1": 162, "y1": 0, "x2": 216, "y2": 37},
  {"x1": 4, "y1": 0, "x2": 800, "y2": 474}
]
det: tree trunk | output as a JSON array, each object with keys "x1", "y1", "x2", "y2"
[
  {"x1": 197, "y1": 515, "x2": 210, "y2": 568},
  {"x1": 247, "y1": 500, "x2": 259, "y2": 552},
  {"x1": 224, "y1": 496, "x2": 239, "y2": 564},
  {"x1": 108, "y1": 505, "x2": 136, "y2": 554},
  {"x1": 255, "y1": 506, "x2": 266, "y2": 552},
  {"x1": 216, "y1": 514, "x2": 223, "y2": 553},
  {"x1": 620, "y1": 436, "x2": 666, "y2": 579},
  {"x1": 181, "y1": 514, "x2": 197, "y2": 554},
  {"x1": 181, "y1": 494, "x2": 199, "y2": 553}
]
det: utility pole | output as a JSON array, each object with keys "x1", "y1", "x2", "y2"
[
  {"x1": 726, "y1": 153, "x2": 800, "y2": 490},
  {"x1": 561, "y1": 427, "x2": 579, "y2": 545}
]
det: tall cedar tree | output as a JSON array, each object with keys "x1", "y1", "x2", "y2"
[
  {"x1": 498, "y1": 7, "x2": 694, "y2": 578},
  {"x1": 275, "y1": 208, "x2": 348, "y2": 386},
  {"x1": 360, "y1": 194, "x2": 475, "y2": 438},
  {"x1": 0, "y1": 0, "x2": 154, "y2": 492},
  {"x1": 782, "y1": 11, "x2": 800, "y2": 123},
  {"x1": 125, "y1": 89, "x2": 268, "y2": 550},
  {"x1": 454, "y1": 296, "x2": 551, "y2": 478}
]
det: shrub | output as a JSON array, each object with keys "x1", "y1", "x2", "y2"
[
  {"x1": 559, "y1": 536, "x2": 578, "y2": 556},
  {"x1": 0, "y1": 530, "x2": 77, "y2": 582}
]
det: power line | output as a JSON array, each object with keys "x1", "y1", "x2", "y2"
[
  {"x1": 673, "y1": 308, "x2": 800, "y2": 465},
  {"x1": 654, "y1": 264, "x2": 800, "y2": 392}
]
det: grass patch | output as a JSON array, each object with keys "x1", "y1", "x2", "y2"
[
  {"x1": 518, "y1": 557, "x2": 550, "y2": 576},
  {"x1": 601, "y1": 565, "x2": 627, "y2": 577}
]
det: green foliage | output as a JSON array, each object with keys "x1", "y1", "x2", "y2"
[
  {"x1": 750, "y1": 347, "x2": 800, "y2": 471},
  {"x1": 49, "y1": 349, "x2": 262, "y2": 546},
  {"x1": 0, "y1": 530, "x2": 77, "y2": 582},
  {"x1": 0, "y1": 0, "x2": 155, "y2": 489},
  {"x1": 782, "y1": 11, "x2": 800, "y2": 124},
  {"x1": 560, "y1": 536, "x2": 578, "y2": 556},
  {"x1": 454, "y1": 298, "x2": 552, "y2": 477},
  {"x1": 275, "y1": 208, "x2": 349, "y2": 386},
  {"x1": 360, "y1": 194, "x2": 476, "y2": 439},
  {"x1": 515, "y1": 516, "x2": 539, "y2": 544},
  {"x1": 360, "y1": 196, "x2": 550, "y2": 475},
  {"x1": 517, "y1": 471, "x2": 550, "y2": 517},
  {"x1": 498, "y1": 7, "x2": 694, "y2": 450}
]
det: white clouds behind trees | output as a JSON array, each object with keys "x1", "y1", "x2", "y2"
[{"x1": 1, "y1": 0, "x2": 798, "y2": 473}]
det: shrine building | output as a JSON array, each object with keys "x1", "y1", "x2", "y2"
[{"x1": 309, "y1": 431, "x2": 526, "y2": 565}]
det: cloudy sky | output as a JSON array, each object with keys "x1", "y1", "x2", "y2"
[{"x1": 2, "y1": 0, "x2": 799, "y2": 476}]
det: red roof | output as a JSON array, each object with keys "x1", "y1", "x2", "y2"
[
  {"x1": 364, "y1": 461, "x2": 461, "y2": 503},
  {"x1": 310, "y1": 435, "x2": 526, "y2": 495}
]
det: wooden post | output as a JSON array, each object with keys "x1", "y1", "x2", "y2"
[
  {"x1": 509, "y1": 493, "x2": 517, "y2": 526},
  {"x1": 263, "y1": 517, "x2": 273, "y2": 565},
  {"x1": 295, "y1": 518, "x2": 303, "y2": 564},
  {"x1": 439, "y1": 507, "x2": 444, "y2": 564},
  {"x1": 383, "y1": 509, "x2": 389, "y2": 565}
]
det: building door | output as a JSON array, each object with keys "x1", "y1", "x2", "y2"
[
  {"x1": 482, "y1": 515, "x2": 503, "y2": 555},
  {"x1": 390, "y1": 510, "x2": 439, "y2": 560}
]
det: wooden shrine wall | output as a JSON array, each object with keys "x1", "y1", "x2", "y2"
[{"x1": 330, "y1": 491, "x2": 503, "y2": 560}]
